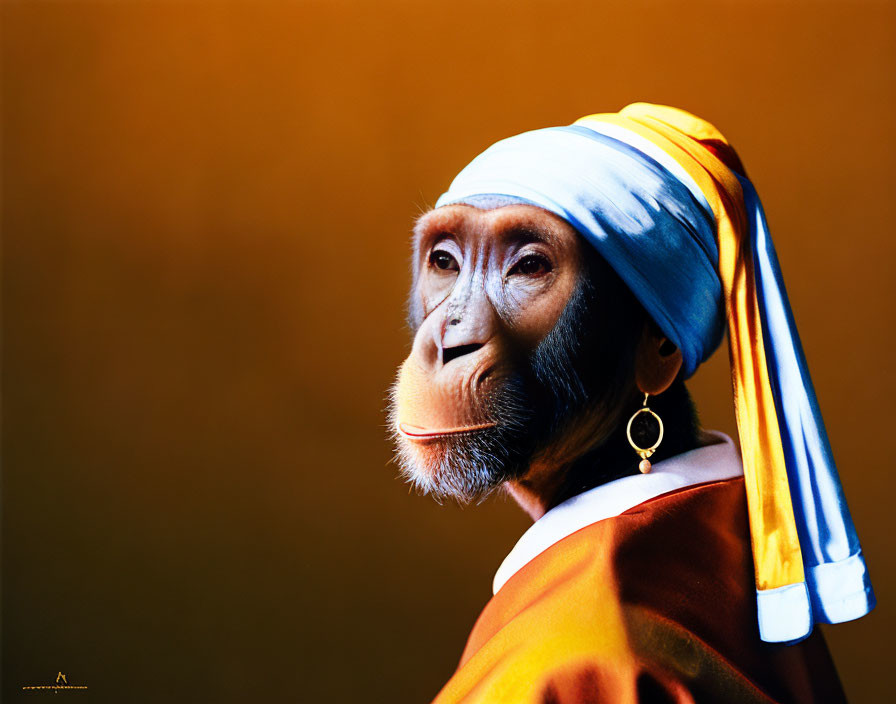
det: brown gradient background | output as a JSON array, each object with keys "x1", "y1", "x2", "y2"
[{"x1": 2, "y1": 1, "x2": 893, "y2": 702}]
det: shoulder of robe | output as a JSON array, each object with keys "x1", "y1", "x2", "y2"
[
  {"x1": 465, "y1": 477, "x2": 752, "y2": 658},
  {"x1": 434, "y1": 479, "x2": 846, "y2": 704}
]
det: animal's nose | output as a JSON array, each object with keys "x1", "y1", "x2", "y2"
[
  {"x1": 434, "y1": 270, "x2": 497, "y2": 367},
  {"x1": 439, "y1": 305, "x2": 494, "y2": 366}
]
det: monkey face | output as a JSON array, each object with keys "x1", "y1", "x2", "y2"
[
  {"x1": 390, "y1": 203, "x2": 632, "y2": 503},
  {"x1": 398, "y1": 204, "x2": 584, "y2": 429}
]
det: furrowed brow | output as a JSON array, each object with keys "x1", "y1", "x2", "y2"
[{"x1": 497, "y1": 224, "x2": 560, "y2": 247}]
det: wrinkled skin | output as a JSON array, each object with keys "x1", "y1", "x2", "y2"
[{"x1": 388, "y1": 204, "x2": 684, "y2": 518}]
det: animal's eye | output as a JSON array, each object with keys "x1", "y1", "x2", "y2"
[
  {"x1": 429, "y1": 249, "x2": 459, "y2": 272},
  {"x1": 509, "y1": 254, "x2": 551, "y2": 277}
]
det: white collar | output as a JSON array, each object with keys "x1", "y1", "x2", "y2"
[{"x1": 492, "y1": 430, "x2": 743, "y2": 595}]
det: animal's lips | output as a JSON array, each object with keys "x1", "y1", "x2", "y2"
[{"x1": 397, "y1": 422, "x2": 497, "y2": 440}]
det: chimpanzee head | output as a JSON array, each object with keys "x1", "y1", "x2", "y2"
[{"x1": 388, "y1": 200, "x2": 694, "y2": 513}]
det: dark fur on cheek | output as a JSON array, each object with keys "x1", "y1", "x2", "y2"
[{"x1": 526, "y1": 248, "x2": 643, "y2": 438}]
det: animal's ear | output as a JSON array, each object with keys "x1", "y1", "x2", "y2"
[{"x1": 634, "y1": 319, "x2": 683, "y2": 395}]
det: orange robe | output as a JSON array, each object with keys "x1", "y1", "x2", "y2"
[{"x1": 432, "y1": 478, "x2": 847, "y2": 704}]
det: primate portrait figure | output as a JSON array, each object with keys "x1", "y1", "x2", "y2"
[{"x1": 388, "y1": 103, "x2": 874, "y2": 703}]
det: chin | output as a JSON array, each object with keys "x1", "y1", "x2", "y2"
[{"x1": 389, "y1": 416, "x2": 531, "y2": 504}]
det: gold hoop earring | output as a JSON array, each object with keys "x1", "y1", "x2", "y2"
[{"x1": 626, "y1": 392, "x2": 664, "y2": 474}]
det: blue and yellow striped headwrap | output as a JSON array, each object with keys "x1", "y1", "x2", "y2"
[{"x1": 435, "y1": 102, "x2": 875, "y2": 643}]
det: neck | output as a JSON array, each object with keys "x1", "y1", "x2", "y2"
[{"x1": 505, "y1": 380, "x2": 701, "y2": 521}]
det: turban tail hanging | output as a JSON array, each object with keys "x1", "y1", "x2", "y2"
[{"x1": 435, "y1": 103, "x2": 874, "y2": 643}]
